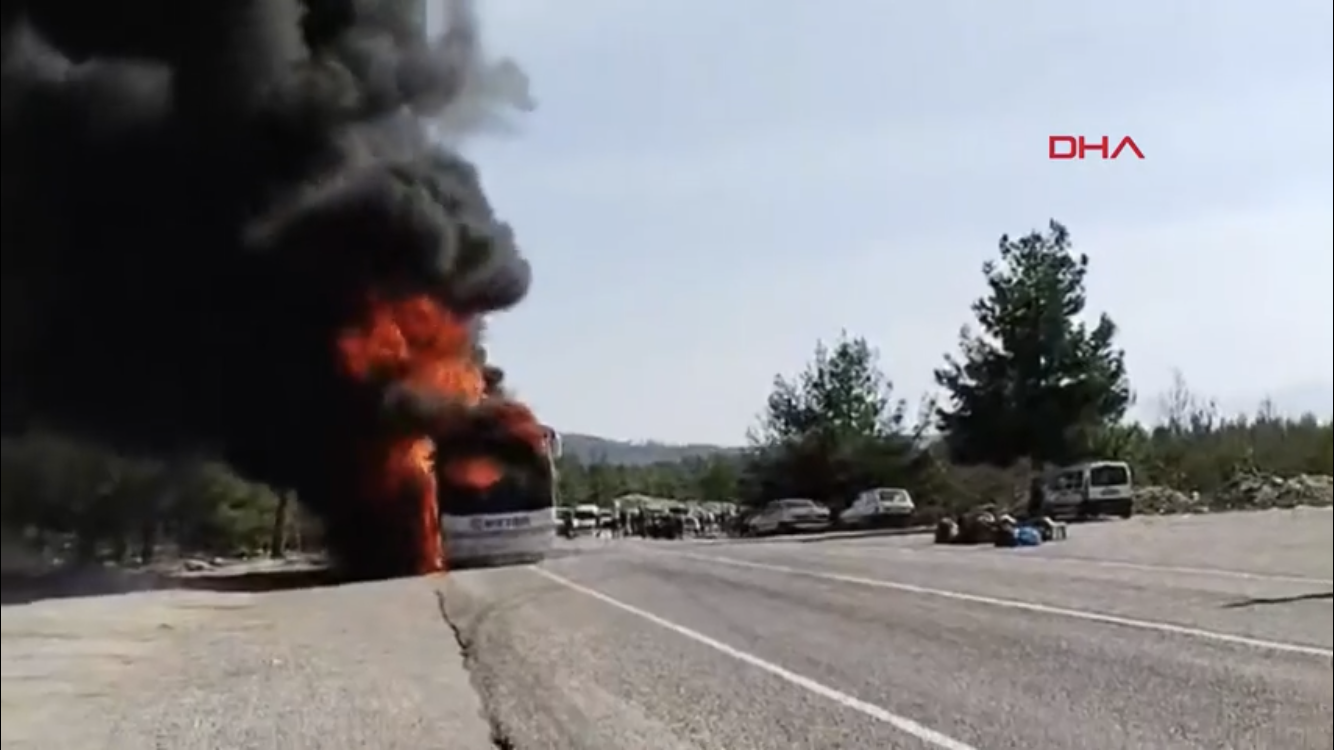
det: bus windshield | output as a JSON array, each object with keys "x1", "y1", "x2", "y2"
[
  {"x1": 440, "y1": 472, "x2": 555, "y2": 515},
  {"x1": 438, "y1": 453, "x2": 556, "y2": 516},
  {"x1": 438, "y1": 424, "x2": 560, "y2": 518}
]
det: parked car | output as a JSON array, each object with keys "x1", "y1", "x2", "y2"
[
  {"x1": 667, "y1": 505, "x2": 701, "y2": 536},
  {"x1": 746, "y1": 498, "x2": 832, "y2": 536},
  {"x1": 839, "y1": 487, "x2": 916, "y2": 529},
  {"x1": 570, "y1": 504, "x2": 601, "y2": 535}
]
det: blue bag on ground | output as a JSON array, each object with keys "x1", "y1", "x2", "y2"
[{"x1": 1015, "y1": 526, "x2": 1042, "y2": 546}]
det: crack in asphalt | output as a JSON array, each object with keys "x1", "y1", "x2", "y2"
[{"x1": 437, "y1": 588, "x2": 517, "y2": 750}]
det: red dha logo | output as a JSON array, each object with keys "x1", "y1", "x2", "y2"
[{"x1": 1049, "y1": 135, "x2": 1144, "y2": 160}]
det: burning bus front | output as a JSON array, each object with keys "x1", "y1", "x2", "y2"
[
  {"x1": 440, "y1": 425, "x2": 560, "y2": 569},
  {"x1": 440, "y1": 485, "x2": 556, "y2": 568}
]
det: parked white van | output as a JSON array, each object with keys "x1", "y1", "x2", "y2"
[{"x1": 1040, "y1": 460, "x2": 1134, "y2": 519}]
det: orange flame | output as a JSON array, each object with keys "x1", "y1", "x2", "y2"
[{"x1": 335, "y1": 294, "x2": 508, "y2": 574}]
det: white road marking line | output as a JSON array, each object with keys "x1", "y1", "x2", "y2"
[
  {"x1": 532, "y1": 567, "x2": 978, "y2": 750},
  {"x1": 672, "y1": 552, "x2": 1333, "y2": 659},
  {"x1": 816, "y1": 546, "x2": 1334, "y2": 586},
  {"x1": 1028, "y1": 557, "x2": 1333, "y2": 585}
]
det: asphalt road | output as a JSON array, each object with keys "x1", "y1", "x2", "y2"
[
  {"x1": 4, "y1": 509, "x2": 1330, "y2": 749},
  {"x1": 447, "y1": 508, "x2": 1332, "y2": 750}
]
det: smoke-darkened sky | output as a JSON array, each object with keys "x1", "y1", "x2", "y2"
[{"x1": 1, "y1": 0, "x2": 537, "y2": 504}]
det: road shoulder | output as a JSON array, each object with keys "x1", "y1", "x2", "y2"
[{"x1": 3, "y1": 577, "x2": 495, "y2": 750}]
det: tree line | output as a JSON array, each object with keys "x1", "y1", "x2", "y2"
[
  {"x1": 4, "y1": 220, "x2": 1330, "y2": 563},
  {"x1": 0, "y1": 434, "x2": 318, "y2": 566},
  {"x1": 556, "y1": 221, "x2": 1332, "y2": 516}
]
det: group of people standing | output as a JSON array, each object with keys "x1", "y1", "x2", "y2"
[{"x1": 560, "y1": 506, "x2": 743, "y2": 540}]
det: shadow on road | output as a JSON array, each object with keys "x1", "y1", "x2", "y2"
[
  {"x1": 174, "y1": 567, "x2": 347, "y2": 592},
  {"x1": 1223, "y1": 591, "x2": 1332, "y2": 608},
  {"x1": 1, "y1": 568, "x2": 162, "y2": 607},
  {"x1": 4, "y1": 550, "x2": 607, "y2": 607},
  {"x1": 1, "y1": 564, "x2": 347, "y2": 607},
  {"x1": 795, "y1": 526, "x2": 929, "y2": 543}
]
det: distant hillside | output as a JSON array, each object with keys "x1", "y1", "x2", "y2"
[{"x1": 561, "y1": 433, "x2": 737, "y2": 465}]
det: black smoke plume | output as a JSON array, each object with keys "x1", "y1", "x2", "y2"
[{"x1": 1, "y1": 0, "x2": 538, "y2": 577}]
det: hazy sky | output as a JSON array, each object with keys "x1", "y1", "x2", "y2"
[{"x1": 432, "y1": 0, "x2": 1333, "y2": 444}]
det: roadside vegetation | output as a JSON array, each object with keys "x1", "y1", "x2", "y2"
[{"x1": 3, "y1": 220, "x2": 1330, "y2": 563}]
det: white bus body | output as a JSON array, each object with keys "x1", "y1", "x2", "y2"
[{"x1": 440, "y1": 425, "x2": 560, "y2": 568}]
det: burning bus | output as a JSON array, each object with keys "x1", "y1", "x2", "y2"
[
  {"x1": 439, "y1": 424, "x2": 560, "y2": 568},
  {"x1": 2, "y1": 1, "x2": 547, "y2": 582}
]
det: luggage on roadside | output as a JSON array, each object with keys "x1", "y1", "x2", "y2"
[{"x1": 1014, "y1": 526, "x2": 1042, "y2": 546}]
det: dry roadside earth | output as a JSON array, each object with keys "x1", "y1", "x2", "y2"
[
  {"x1": 1020, "y1": 505, "x2": 1333, "y2": 578},
  {"x1": 1, "y1": 575, "x2": 494, "y2": 750}
]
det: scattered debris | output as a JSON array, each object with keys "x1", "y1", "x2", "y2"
[
  {"x1": 1134, "y1": 472, "x2": 1333, "y2": 515},
  {"x1": 1213, "y1": 472, "x2": 1333, "y2": 510},
  {"x1": 934, "y1": 510, "x2": 1065, "y2": 546}
]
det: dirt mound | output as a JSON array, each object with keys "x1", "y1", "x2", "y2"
[
  {"x1": 1212, "y1": 472, "x2": 1333, "y2": 510},
  {"x1": 1134, "y1": 473, "x2": 1334, "y2": 515},
  {"x1": 1132, "y1": 485, "x2": 1200, "y2": 514}
]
